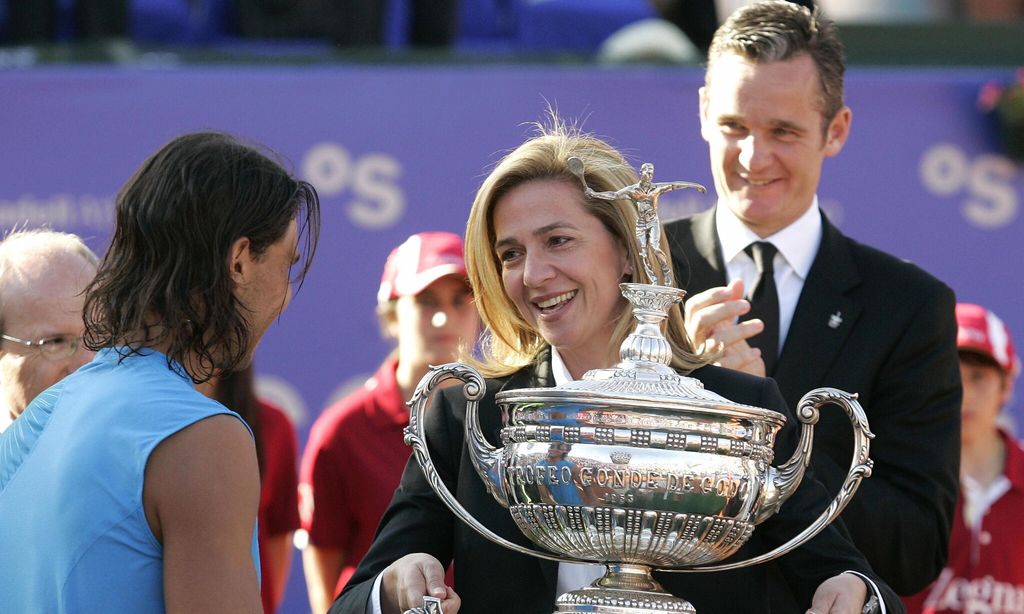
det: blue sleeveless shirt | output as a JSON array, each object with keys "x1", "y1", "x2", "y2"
[{"x1": 0, "y1": 348, "x2": 260, "y2": 613}]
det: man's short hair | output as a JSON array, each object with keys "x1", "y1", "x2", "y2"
[
  {"x1": 707, "y1": 1, "x2": 846, "y2": 126},
  {"x1": 82, "y1": 132, "x2": 321, "y2": 382},
  {"x1": 0, "y1": 229, "x2": 99, "y2": 332}
]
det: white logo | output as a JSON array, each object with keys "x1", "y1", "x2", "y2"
[
  {"x1": 828, "y1": 312, "x2": 843, "y2": 329},
  {"x1": 302, "y1": 142, "x2": 405, "y2": 230},
  {"x1": 920, "y1": 143, "x2": 1019, "y2": 230}
]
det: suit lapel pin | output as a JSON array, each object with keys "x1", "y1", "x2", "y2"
[{"x1": 828, "y1": 311, "x2": 843, "y2": 329}]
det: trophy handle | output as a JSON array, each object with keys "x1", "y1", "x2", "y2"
[
  {"x1": 405, "y1": 363, "x2": 570, "y2": 565},
  {"x1": 668, "y1": 387, "x2": 875, "y2": 573}
]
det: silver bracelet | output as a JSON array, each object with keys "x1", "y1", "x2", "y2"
[{"x1": 862, "y1": 595, "x2": 881, "y2": 614}]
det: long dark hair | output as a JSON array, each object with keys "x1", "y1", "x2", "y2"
[{"x1": 83, "y1": 132, "x2": 320, "y2": 382}]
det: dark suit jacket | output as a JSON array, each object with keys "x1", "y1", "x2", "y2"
[
  {"x1": 330, "y1": 349, "x2": 903, "y2": 614},
  {"x1": 665, "y1": 208, "x2": 962, "y2": 595}
]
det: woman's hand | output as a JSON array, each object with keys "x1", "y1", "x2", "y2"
[
  {"x1": 381, "y1": 553, "x2": 461, "y2": 614},
  {"x1": 806, "y1": 572, "x2": 870, "y2": 614}
]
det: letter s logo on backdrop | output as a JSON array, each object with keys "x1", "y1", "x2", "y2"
[
  {"x1": 301, "y1": 142, "x2": 405, "y2": 229},
  {"x1": 920, "y1": 143, "x2": 1020, "y2": 229}
]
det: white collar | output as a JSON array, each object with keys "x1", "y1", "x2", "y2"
[
  {"x1": 550, "y1": 347, "x2": 573, "y2": 386},
  {"x1": 715, "y1": 197, "x2": 822, "y2": 280}
]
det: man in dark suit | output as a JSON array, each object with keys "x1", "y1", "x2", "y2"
[{"x1": 663, "y1": 1, "x2": 962, "y2": 608}]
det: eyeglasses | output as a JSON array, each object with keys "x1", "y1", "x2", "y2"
[{"x1": 0, "y1": 333, "x2": 82, "y2": 361}]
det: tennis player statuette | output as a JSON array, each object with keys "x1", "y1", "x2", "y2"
[
  {"x1": 406, "y1": 160, "x2": 874, "y2": 614},
  {"x1": 567, "y1": 156, "x2": 704, "y2": 287}
]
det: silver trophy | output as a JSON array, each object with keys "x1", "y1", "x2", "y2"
[{"x1": 406, "y1": 160, "x2": 874, "y2": 614}]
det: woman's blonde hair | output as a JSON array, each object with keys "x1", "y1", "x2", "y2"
[{"x1": 463, "y1": 118, "x2": 708, "y2": 378}]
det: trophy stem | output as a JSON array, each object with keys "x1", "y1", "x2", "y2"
[
  {"x1": 555, "y1": 563, "x2": 696, "y2": 614},
  {"x1": 617, "y1": 283, "x2": 684, "y2": 373}
]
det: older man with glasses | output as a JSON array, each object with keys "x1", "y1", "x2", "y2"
[{"x1": 0, "y1": 229, "x2": 98, "y2": 432}]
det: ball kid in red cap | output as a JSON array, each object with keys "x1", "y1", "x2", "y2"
[{"x1": 904, "y1": 303, "x2": 1024, "y2": 614}]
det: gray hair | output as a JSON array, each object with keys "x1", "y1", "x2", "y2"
[{"x1": 0, "y1": 229, "x2": 99, "y2": 332}]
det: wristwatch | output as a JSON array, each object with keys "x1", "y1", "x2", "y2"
[
  {"x1": 403, "y1": 596, "x2": 443, "y2": 614},
  {"x1": 862, "y1": 595, "x2": 881, "y2": 614}
]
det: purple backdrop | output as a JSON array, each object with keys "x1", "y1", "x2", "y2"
[{"x1": 2, "y1": 65, "x2": 1021, "y2": 612}]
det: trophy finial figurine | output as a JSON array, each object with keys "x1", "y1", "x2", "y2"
[{"x1": 568, "y1": 157, "x2": 705, "y2": 287}]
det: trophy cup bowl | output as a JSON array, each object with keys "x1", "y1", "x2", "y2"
[
  {"x1": 404, "y1": 161, "x2": 873, "y2": 613},
  {"x1": 406, "y1": 285, "x2": 874, "y2": 614}
]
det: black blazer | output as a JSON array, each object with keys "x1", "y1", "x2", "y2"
[
  {"x1": 330, "y1": 350, "x2": 903, "y2": 614},
  {"x1": 665, "y1": 208, "x2": 962, "y2": 595}
]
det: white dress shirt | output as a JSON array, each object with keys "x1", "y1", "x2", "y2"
[{"x1": 715, "y1": 198, "x2": 823, "y2": 354}]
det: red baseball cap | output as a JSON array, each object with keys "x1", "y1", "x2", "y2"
[
  {"x1": 956, "y1": 303, "x2": 1020, "y2": 377},
  {"x1": 377, "y1": 231, "x2": 468, "y2": 304}
]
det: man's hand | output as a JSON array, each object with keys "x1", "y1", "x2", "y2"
[
  {"x1": 806, "y1": 573, "x2": 870, "y2": 614},
  {"x1": 381, "y1": 553, "x2": 460, "y2": 614},
  {"x1": 683, "y1": 279, "x2": 766, "y2": 376}
]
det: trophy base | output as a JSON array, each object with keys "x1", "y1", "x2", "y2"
[
  {"x1": 555, "y1": 586, "x2": 696, "y2": 614},
  {"x1": 554, "y1": 564, "x2": 697, "y2": 614}
]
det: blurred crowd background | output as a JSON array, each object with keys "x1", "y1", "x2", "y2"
[{"x1": 1, "y1": 1, "x2": 1023, "y2": 62}]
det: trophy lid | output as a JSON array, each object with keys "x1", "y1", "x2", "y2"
[{"x1": 496, "y1": 358, "x2": 785, "y2": 426}]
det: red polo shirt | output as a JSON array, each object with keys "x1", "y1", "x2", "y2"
[
  {"x1": 257, "y1": 400, "x2": 301, "y2": 614},
  {"x1": 299, "y1": 356, "x2": 411, "y2": 595}
]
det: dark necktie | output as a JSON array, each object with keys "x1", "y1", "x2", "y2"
[{"x1": 743, "y1": 241, "x2": 780, "y2": 375}]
